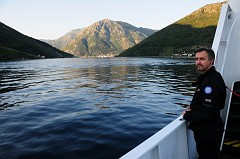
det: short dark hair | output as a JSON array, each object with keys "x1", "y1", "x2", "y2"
[{"x1": 195, "y1": 48, "x2": 215, "y2": 60}]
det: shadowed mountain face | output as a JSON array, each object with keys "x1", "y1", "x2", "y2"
[
  {"x1": 118, "y1": 2, "x2": 223, "y2": 57},
  {"x1": 0, "y1": 22, "x2": 73, "y2": 61},
  {"x1": 47, "y1": 19, "x2": 156, "y2": 57}
]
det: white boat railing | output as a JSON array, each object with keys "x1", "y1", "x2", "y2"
[{"x1": 120, "y1": 116, "x2": 197, "y2": 159}]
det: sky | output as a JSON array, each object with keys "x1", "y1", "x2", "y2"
[{"x1": 0, "y1": 0, "x2": 224, "y2": 40}]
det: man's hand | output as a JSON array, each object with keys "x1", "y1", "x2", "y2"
[{"x1": 182, "y1": 106, "x2": 191, "y2": 115}]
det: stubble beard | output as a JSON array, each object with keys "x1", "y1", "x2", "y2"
[{"x1": 196, "y1": 65, "x2": 205, "y2": 73}]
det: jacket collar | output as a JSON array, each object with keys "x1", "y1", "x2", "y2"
[{"x1": 192, "y1": 66, "x2": 215, "y2": 86}]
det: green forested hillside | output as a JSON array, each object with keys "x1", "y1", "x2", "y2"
[
  {"x1": 118, "y1": 2, "x2": 223, "y2": 57},
  {"x1": 0, "y1": 22, "x2": 73, "y2": 61}
]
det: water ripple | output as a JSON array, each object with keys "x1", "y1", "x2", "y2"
[{"x1": 0, "y1": 58, "x2": 197, "y2": 159}]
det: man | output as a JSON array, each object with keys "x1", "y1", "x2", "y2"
[{"x1": 183, "y1": 48, "x2": 226, "y2": 159}]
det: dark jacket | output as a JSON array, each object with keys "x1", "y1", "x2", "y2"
[{"x1": 183, "y1": 66, "x2": 226, "y2": 131}]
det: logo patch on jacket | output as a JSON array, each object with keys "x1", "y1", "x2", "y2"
[
  {"x1": 205, "y1": 99, "x2": 212, "y2": 102},
  {"x1": 204, "y1": 86, "x2": 212, "y2": 94}
]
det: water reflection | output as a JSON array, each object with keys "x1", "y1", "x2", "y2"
[
  {"x1": 1, "y1": 58, "x2": 198, "y2": 111},
  {"x1": 62, "y1": 61, "x2": 198, "y2": 109}
]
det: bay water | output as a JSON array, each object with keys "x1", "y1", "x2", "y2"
[{"x1": 0, "y1": 57, "x2": 198, "y2": 159}]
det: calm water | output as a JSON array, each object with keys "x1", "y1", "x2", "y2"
[{"x1": 0, "y1": 57, "x2": 198, "y2": 159}]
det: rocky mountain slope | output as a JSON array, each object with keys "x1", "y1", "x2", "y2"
[{"x1": 47, "y1": 19, "x2": 156, "y2": 57}]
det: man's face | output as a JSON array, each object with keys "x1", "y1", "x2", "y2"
[{"x1": 195, "y1": 51, "x2": 213, "y2": 73}]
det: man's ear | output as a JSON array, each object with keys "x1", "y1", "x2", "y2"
[{"x1": 211, "y1": 59, "x2": 214, "y2": 65}]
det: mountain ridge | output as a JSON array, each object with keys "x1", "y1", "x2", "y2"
[
  {"x1": 118, "y1": 2, "x2": 224, "y2": 57},
  {"x1": 47, "y1": 19, "x2": 156, "y2": 57},
  {"x1": 0, "y1": 2, "x2": 224, "y2": 60},
  {"x1": 0, "y1": 22, "x2": 74, "y2": 61}
]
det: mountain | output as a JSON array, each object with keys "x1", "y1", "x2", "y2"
[
  {"x1": 0, "y1": 22, "x2": 74, "y2": 61},
  {"x1": 47, "y1": 19, "x2": 156, "y2": 57},
  {"x1": 44, "y1": 28, "x2": 82, "y2": 50},
  {"x1": 118, "y1": 2, "x2": 224, "y2": 57}
]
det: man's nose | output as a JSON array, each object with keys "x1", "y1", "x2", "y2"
[{"x1": 196, "y1": 59, "x2": 201, "y2": 65}]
